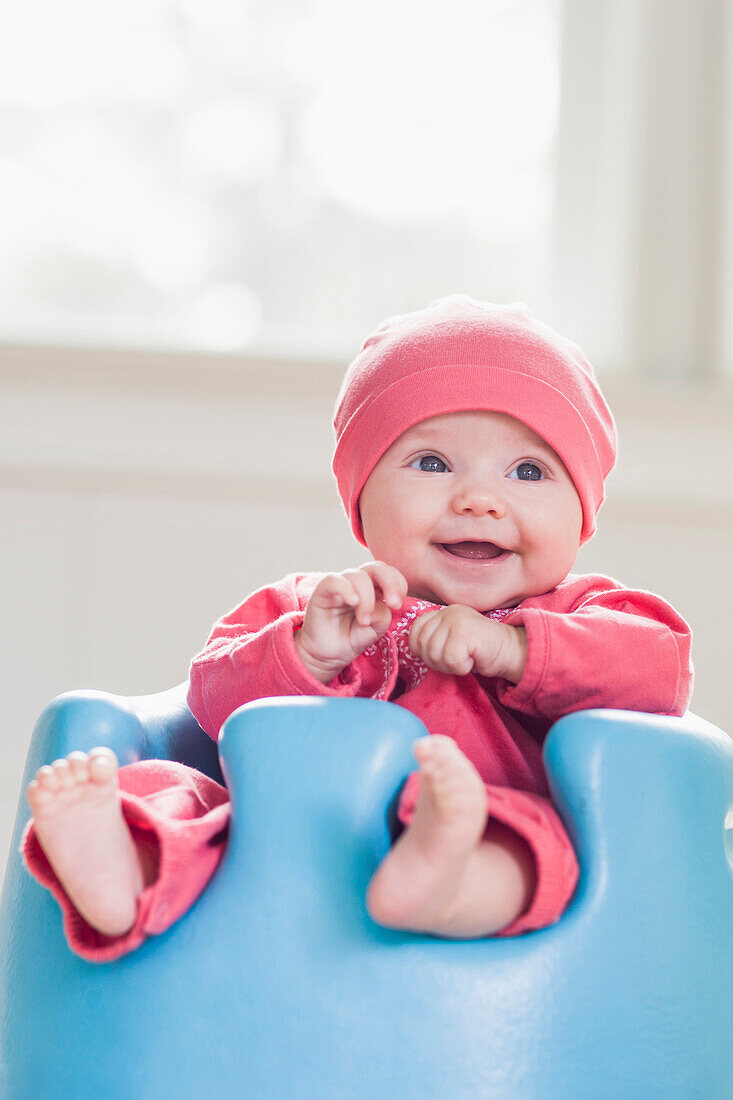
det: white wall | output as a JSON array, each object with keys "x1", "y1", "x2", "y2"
[{"x1": 2, "y1": 344, "x2": 732, "y2": 875}]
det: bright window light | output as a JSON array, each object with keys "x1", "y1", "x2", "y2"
[{"x1": 0, "y1": 0, "x2": 560, "y2": 357}]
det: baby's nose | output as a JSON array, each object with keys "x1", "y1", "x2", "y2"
[{"x1": 450, "y1": 483, "x2": 507, "y2": 518}]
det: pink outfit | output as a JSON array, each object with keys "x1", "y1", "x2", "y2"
[{"x1": 22, "y1": 570, "x2": 693, "y2": 962}]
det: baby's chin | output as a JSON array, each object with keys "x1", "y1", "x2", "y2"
[
  {"x1": 406, "y1": 583, "x2": 524, "y2": 613},
  {"x1": 406, "y1": 574, "x2": 568, "y2": 612}
]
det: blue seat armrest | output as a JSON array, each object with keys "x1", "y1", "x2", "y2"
[{"x1": 17, "y1": 682, "x2": 221, "y2": 817}]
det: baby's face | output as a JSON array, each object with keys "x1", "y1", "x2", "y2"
[{"x1": 358, "y1": 410, "x2": 583, "y2": 612}]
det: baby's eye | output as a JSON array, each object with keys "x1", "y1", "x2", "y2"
[
  {"x1": 510, "y1": 462, "x2": 544, "y2": 481},
  {"x1": 410, "y1": 454, "x2": 449, "y2": 473}
]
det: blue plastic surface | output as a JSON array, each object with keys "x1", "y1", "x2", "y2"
[{"x1": 1, "y1": 689, "x2": 731, "y2": 1099}]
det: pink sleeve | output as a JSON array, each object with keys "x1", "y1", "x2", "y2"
[
  {"x1": 187, "y1": 574, "x2": 365, "y2": 740},
  {"x1": 495, "y1": 588, "x2": 693, "y2": 719},
  {"x1": 397, "y1": 774, "x2": 578, "y2": 935},
  {"x1": 485, "y1": 786, "x2": 579, "y2": 936}
]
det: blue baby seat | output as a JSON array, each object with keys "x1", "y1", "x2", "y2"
[{"x1": 0, "y1": 687, "x2": 731, "y2": 1099}]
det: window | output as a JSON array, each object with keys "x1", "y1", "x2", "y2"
[{"x1": 0, "y1": 0, "x2": 560, "y2": 358}]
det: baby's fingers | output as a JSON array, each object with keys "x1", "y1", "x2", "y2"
[
  {"x1": 340, "y1": 568, "x2": 379, "y2": 626},
  {"x1": 408, "y1": 610, "x2": 442, "y2": 653},
  {"x1": 409, "y1": 612, "x2": 472, "y2": 674},
  {"x1": 359, "y1": 561, "x2": 408, "y2": 610},
  {"x1": 419, "y1": 617, "x2": 454, "y2": 667},
  {"x1": 311, "y1": 572, "x2": 361, "y2": 612},
  {"x1": 440, "y1": 629, "x2": 474, "y2": 675}
]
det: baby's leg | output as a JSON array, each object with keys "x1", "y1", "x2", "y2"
[
  {"x1": 26, "y1": 749, "x2": 156, "y2": 937},
  {"x1": 366, "y1": 736, "x2": 535, "y2": 938}
]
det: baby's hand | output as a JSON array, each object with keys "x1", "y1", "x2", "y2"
[
  {"x1": 409, "y1": 605, "x2": 527, "y2": 683},
  {"x1": 295, "y1": 562, "x2": 408, "y2": 684}
]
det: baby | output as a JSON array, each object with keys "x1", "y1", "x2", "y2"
[{"x1": 23, "y1": 296, "x2": 693, "y2": 959}]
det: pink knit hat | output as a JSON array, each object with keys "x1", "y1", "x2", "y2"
[{"x1": 332, "y1": 295, "x2": 617, "y2": 545}]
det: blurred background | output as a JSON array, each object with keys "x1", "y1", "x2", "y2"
[{"x1": 1, "y1": 0, "x2": 732, "y2": 871}]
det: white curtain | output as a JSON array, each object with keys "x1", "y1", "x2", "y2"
[{"x1": 553, "y1": 0, "x2": 729, "y2": 380}]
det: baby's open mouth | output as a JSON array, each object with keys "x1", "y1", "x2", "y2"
[{"x1": 440, "y1": 541, "x2": 508, "y2": 561}]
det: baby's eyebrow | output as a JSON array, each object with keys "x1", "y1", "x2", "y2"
[{"x1": 522, "y1": 440, "x2": 559, "y2": 460}]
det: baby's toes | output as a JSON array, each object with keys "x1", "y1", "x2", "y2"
[
  {"x1": 423, "y1": 735, "x2": 463, "y2": 775},
  {"x1": 66, "y1": 751, "x2": 91, "y2": 785},
  {"x1": 430, "y1": 741, "x2": 483, "y2": 798},
  {"x1": 26, "y1": 777, "x2": 55, "y2": 812},
  {"x1": 431, "y1": 735, "x2": 463, "y2": 762},
  {"x1": 34, "y1": 764, "x2": 59, "y2": 792},
  {"x1": 87, "y1": 747, "x2": 118, "y2": 784},
  {"x1": 51, "y1": 758, "x2": 75, "y2": 790},
  {"x1": 413, "y1": 734, "x2": 452, "y2": 766},
  {"x1": 412, "y1": 736, "x2": 433, "y2": 765}
]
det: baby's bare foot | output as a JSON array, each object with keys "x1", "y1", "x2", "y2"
[
  {"x1": 26, "y1": 748, "x2": 150, "y2": 937},
  {"x1": 366, "y1": 734, "x2": 489, "y2": 935}
]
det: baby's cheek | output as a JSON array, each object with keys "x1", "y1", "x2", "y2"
[
  {"x1": 521, "y1": 522, "x2": 565, "y2": 571},
  {"x1": 543, "y1": 523, "x2": 580, "y2": 575}
]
